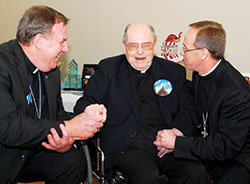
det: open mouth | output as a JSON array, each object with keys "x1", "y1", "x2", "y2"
[{"x1": 135, "y1": 57, "x2": 145, "y2": 60}]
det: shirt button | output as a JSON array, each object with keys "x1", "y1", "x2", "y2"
[
  {"x1": 21, "y1": 154, "x2": 25, "y2": 160},
  {"x1": 129, "y1": 134, "x2": 134, "y2": 139},
  {"x1": 120, "y1": 151, "x2": 125, "y2": 155}
]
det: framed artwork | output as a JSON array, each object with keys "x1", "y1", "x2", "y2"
[{"x1": 82, "y1": 64, "x2": 98, "y2": 89}]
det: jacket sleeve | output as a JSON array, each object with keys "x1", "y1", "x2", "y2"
[
  {"x1": 174, "y1": 89, "x2": 250, "y2": 161},
  {"x1": 74, "y1": 59, "x2": 109, "y2": 115}
]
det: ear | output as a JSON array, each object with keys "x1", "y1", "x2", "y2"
[
  {"x1": 153, "y1": 40, "x2": 157, "y2": 50},
  {"x1": 32, "y1": 33, "x2": 44, "y2": 50},
  {"x1": 122, "y1": 43, "x2": 127, "y2": 53},
  {"x1": 201, "y1": 48, "x2": 209, "y2": 61}
]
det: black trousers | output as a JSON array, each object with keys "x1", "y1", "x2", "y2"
[
  {"x1": 17, "y1": 147, "x2": 86, "y2": 184},
  {"x1": 206, "y1": 161, "x2": 250, "y2": 184},
  {"x1": 117, "y1": 148, "x2": 212, "y2": 184}
]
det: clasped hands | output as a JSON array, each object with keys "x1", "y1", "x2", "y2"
[
  {"x1": 42, "y1": 104, "x2": 106, "y2": 153},
  {"x1": 153, "y1": 128, "x2": 183, "y2": 158}
]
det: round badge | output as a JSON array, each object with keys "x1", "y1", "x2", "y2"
[{"x1": 153, "y1": 79, "x2": 172, "y2": 96}]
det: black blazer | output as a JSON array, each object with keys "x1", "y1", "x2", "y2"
[
  {"x1": 175, "y1": 59, "x2": 250, "y2": 174},
  {"x1": 74, "y1": 54, "x2": 197, "y2": 168},
  {"x1": 0, "y1": 39, "x2": 68, "y2": 182}
]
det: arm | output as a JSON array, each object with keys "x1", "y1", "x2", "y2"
[
  {"x1": 175, "y1": 90, "x2": 250, "y2": 161},
  {"x1": 42, "y1": 110, "x2": 106, "y2": 152},
  {"x1": 74, "y1": 60, "x2": 109, "y2": 115}
]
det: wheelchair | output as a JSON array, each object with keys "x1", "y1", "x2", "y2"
[{"x1": 85, "y1": 133, "x2": 129, "y2": 184}]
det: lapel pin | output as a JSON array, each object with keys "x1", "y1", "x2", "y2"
[{"x1": 153, "y1": 79, "x2": 172, "y2": 96}]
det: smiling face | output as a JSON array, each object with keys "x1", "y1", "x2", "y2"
[
  {"x1": 38, "y1": 22, "x2": 69, "y2": 72},
  {"x1": 123, "y1": 23, "x2": 156, "y2": 71}
]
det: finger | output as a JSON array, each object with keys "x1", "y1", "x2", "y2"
[
  {"x1": 59, "y1": 124, "x2": 71, "y2": 143},
  {"x1": 41, "y1": 141, "x2": 56, "y2": 151},
  {"x1": 50, "y1": 128, "x2": 62, "y2": 144},
  {"x1": 47, "y1": 134, "x2": 57, "y2": 148},
  {"x1": 60, "y1": 124, "x2": 69, "y2": 136},
  {"x1": 101, "y1": 106, "x2": 107, "y2": 121},
  {"x1": 158, "y1": 147, "x2": 166, "y2": 158},
  {"x1": 153, "y1": 140, "x2": 160, "y2": 146},
  {"x1": 172, "y1": 128, "x2": 184, "y2": 136}
]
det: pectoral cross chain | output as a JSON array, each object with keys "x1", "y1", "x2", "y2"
[{"x1": 201, "y1": 112, "x2": 208, "y2": 138}]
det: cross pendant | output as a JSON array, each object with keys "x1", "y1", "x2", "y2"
[{"x1": 201, "y1": 127, "x2": 208, "y2": 138}]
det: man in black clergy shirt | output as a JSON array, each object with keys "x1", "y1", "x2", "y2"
[
  {"x1": 154, "y1": 20, "x2": 250, "y2": 184},
  {"x1": 74, "y1": 22, "x2": 211, "y2": 184},
  {"x1": 0, "y1": 5, "x2": 106, "y2": 184}
]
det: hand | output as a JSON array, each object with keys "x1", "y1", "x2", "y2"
[
  {"x1": 84, "y1": 104, "x2": 107, "y2": 122},
  {"x1": 64, "y1": 112, "x2": 106, "y2": 140},
  {"x1": 42, "y1": 124, "x2": 75, "y2": 153},
  {"x1": 172, "y1": 128, "x2": 184, "y2": 137},
  {"x1": 156, "y1": 146, "x2": 173, "y2": 158},
  {"x1": 154, "y1": 128, "x2": 183, "y2": 150}
]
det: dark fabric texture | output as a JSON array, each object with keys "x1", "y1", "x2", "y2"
[
  {"x1": 74, "y1": 54, "x2": 197, "y2": 178},
  {"x1": 0, "y1": 39, "x2": 81, "y2": 183},
  {"x1": 175, "y1": 59, "x2": 250, "y2": 183}
]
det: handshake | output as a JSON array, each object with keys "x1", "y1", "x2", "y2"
[
  {"x1": 42, "y1": 104, "x2": 106, "y2": 152},
  {"x1": 65, "y1": 104, "x2": 107, "y2": 140}
]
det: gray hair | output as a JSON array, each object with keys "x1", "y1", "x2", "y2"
[
  {"x1": 17, "y1": 5, "x2": 69, "y2": 45},
  {"x1": 122, "y1": 22, "x2": 157, "y2": 43}
]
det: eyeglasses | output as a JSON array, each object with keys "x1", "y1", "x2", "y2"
[
  {"x1": 125, "y1": 42, "x2": 154, "y2": 51},
  {"x1": 182, "y1": 46, "x2": 203, "y2": 53},
  {"x1": 182, "y1": 47, "x2": 203, "y2": 53}
]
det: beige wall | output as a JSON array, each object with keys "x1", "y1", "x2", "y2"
[{"x1": 1, "y1": 0, "x2": 250, "y2": 76}]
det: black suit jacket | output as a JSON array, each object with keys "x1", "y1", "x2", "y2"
[
  {"x1": 74, "y1": 54, "x2": 196, "y2": 168},
  {"x1": 0, "y1": 39, "x2": 68, "y2": 182},
  {"x1": 175, "y1": 59, "x2": 250, "y2": 174}
]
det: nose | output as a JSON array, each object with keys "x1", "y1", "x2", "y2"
[
  {"x1": 62, "y1": 43, "x2": 69, "y2": 53},
  {"x1": 137, "y1": 45, "x2": 144, "y2": 55},
  {"x1": 180, "y1": 47, "x2": 185, "y2": 56}
]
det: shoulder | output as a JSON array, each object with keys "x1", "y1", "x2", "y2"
[
  {"x1": 153, "y1": 56, "x2": 185, "y2": 71},
  {"x1": 97, "y1": 54, "x2": 127, "y2": 72},
  {"x1": 218, "y1": 59, "x2": 250, "y2": 92},
  {"x1": 0, "y1": 39, "x2": 17, "y2": 55},
  {"x1": 0, "y1": 39, "x2": 20, "y2": 66},
  {"x1": 153, "y1": 56, "x2": 186, "y2": 79},
  {"x1": 100, "y1": 54, "x2": 126, "y2": 65}
]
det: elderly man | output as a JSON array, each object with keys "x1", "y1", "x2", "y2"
[
  {"x1": 74, "y1": 22, "x2": 209, "y2": 184},
  {"x1": 0, "y1": 5, "x2": 106, "y2": 184},
  {"x1": 154, "y1": 20, "x2": 250, "y2": 184}
]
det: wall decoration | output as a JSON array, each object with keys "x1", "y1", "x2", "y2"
[
  {"x1": 82, "y1": 64, "x2": 98, "y2": 89},
  {"x1": 242, "y1": 73, "x2": 250, "y2": 85},
  {"x1": 161, "y1": 32, "x2": 183, "y2": 63}
]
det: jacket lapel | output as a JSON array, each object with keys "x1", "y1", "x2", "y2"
[
  {"x1": 42, "y1": 69, "x2": 59, "y2": 119},
  {"x1": 152, "y1": 61, "x2": 173, "y2": 126},
  {"x1": 193, "y1": 71, "x2": 217, "y2": 115}
]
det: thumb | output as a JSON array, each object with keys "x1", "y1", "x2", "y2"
[{"x1": 172, "y1": 128, "x2": 184, "y2": 136}]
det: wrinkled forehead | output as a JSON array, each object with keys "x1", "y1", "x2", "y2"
[{"x1": 126, "y1": 24, "x2": 154, "y2": 43}]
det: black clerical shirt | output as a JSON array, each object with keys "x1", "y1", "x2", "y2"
[
  {"x1": 22, "y1": 50, "x2": 49, "y2": 120},
  {"x1": 130, "y1": 65, "x2": 166, "y2": 158},
  {"x1": 196, "y1": 71, "x2": 217, "y2": 136}
]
